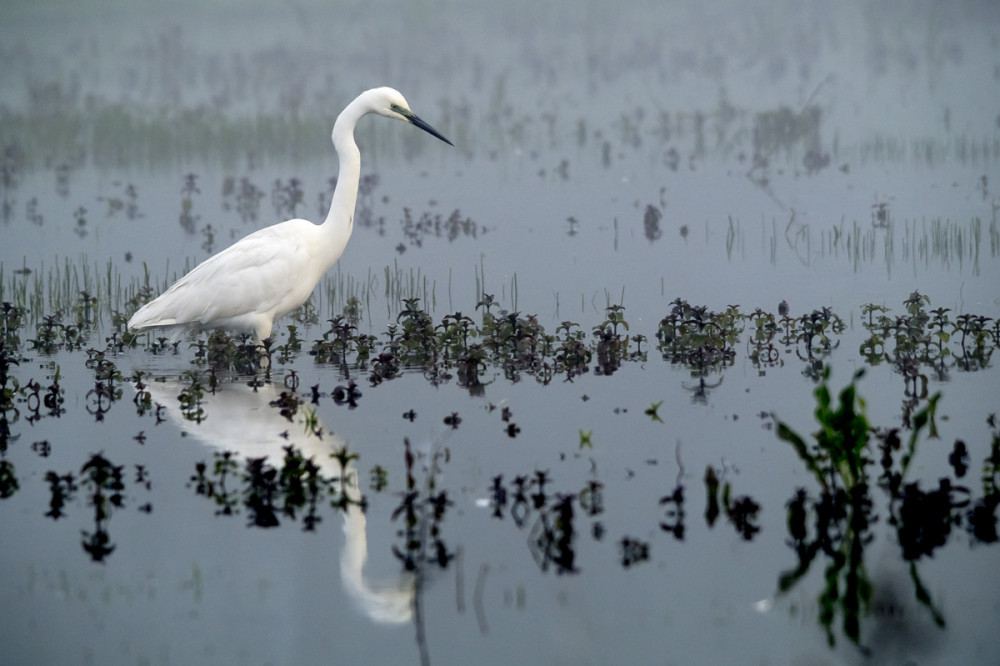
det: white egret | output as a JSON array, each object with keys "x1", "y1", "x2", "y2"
[{"x1": 128, "y1": 87, "x2": 452, "y2": 343}]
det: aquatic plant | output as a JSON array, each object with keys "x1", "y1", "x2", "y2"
[
  {"x1": 1, "y1": 302, "x2": 25, "y2": 344},
  {"x1": 187, "y1": 330, "x2": 269, "y2": 374},
  {"x1": 114, "y1": 294, "x2": 1000, "y2": 404},
  {"x1": 177, "y1": 370, "x2": 207, "y2": 423},
  {"x1": 860, "y1": 292, "x2": 996, "y2": 426},
  {"x1": 592, "y1": 304, "x2": 631, "y2": 376},
  {"x1": 553, "y1": 320, "x2": 590, "y2": 381},
  {"x1": 770, "y1": 368, "x2": 961, "y2": 650},
  {"x1": 774, "y1": 368, "x2": 872, "y2": 493},
  {"x1": 656, "y1": 298, "x2": 741, "y2": 372},
  {"x1": 0, "y1": 340, "x2": 20, "y2": 421}
]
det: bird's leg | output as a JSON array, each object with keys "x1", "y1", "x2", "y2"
[{"x1": 258, "y1": 337, "x2": 273, "y2": 374}]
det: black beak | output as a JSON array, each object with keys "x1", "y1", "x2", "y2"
[{"x1": 408, "y1": 112, "x2": 454, "y2": 147}]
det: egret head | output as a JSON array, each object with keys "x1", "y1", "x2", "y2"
[{"x1": 370, "y1": 87, "x2": 453, "y2": 146}]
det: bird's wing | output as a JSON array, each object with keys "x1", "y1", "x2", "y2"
[{"x1": 131, "y1": 221, "x2": 318, "y2": 329}]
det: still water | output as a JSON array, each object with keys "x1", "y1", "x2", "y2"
[{"x1": 2, "y1": 1, "x2": 998, "y2": 664}]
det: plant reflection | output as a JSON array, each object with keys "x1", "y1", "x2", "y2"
[
  {"x1": 703, "y1": 466, "x2": 761, "y2": 540},
  {"x1": 391, "y1": 437, "x2": 454, "y2": 571},
  {"x1": 773, "y1": 370, "x2": 999, "y2": 651},
  {"x1": 79, "y1": 453, "x2": 126, "y2": 561},
  {"x1": 5, "y1": 286, "x2": 997, "y2": 660},
  {"x1": 144, "y1": 378, "x2": 416, "y2": 625},
  {"x1": 388, "y1": 436, "x2": 458, "y2": 666},
  {"x1": 41, "y1": 452, "x2": 152, "y2": 562},
  {"x1": 0, "y1": 337, "x2": 21, "y2": 497},
  {"x1": 489, "y1": 468, "x2": 606, "y2": 574}
]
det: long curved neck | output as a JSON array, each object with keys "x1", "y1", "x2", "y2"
[{"x1": 323, "y1": 94, "x2": 369, "y2": 235}]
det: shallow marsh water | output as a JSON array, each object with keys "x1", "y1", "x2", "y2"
[{"x1": 2, "y1": 1, "x2": 999, "y2": 665}]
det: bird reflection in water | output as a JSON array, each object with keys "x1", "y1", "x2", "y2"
[{"x1": 141, "y1": 378, "x2": 415, "y2": 625}]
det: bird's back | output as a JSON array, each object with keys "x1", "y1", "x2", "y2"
[{"x1": 128, "y1": 219, "x2": 324, "y2": 340}]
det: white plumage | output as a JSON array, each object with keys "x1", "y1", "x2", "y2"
[{"x1": 128, "y1": 87, "x2": 452, "y2": 343}]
